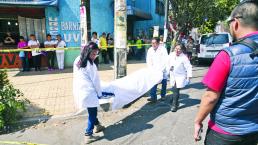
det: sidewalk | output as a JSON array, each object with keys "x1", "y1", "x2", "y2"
[{"x1": 7, "y1": 60, "x2": 147, "y2": 119}]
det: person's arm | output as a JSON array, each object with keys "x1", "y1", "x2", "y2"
[
  {"x1": 63, "y1": 41, "x2": 66, "y2": 48},
  {"x1": 183, "y1": 56, "x2": 192, "y2": 79},
  {"x1": 146, "y1": 49, "x2": 152, "y2": 69},
  {"x1": 194, "y1": 89, "x2": 221, "y2": 141},
  {"x1": 193, "y1": 51, "x2": 230, "y2": 141},
  {"x1": 88, "y1": 64, "x2": 102, "y2": 97},
  {"x1": 28, "y1": 41, "x2": 33, "y2": 48},
  {"x1": 44, "y1": 42, "x2": 48, "y2": 48},
  {"x1": 98, "y1": 38, "x2": 102, "y2": 49}
]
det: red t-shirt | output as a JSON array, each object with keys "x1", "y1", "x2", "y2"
[
  {"x1": 202, "y1": 51, "x2": 230, "y2": 92},
  {"x1": 202, "y1": 51, "x2": 232, "y2": 135}
]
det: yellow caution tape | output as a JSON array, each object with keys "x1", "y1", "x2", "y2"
[
  {"x1": 0, "y1": 141, "x2": 48, "y2": 145},
  {"x1": 0, "y1": 43, "x2": 173, "y2": 53},
  {"x1": 0, "y1": 47, "x2": 81, "y2": 53}
]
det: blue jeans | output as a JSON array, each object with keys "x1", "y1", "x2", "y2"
[
  {"x1": 205, "y1": 128, "x2": 258, "y2": 145},
  {"x1": 85, "y1": 107, "x2": 99, "y2": 135},
  {"x1": 20, "y1": 57, "x2": 29, "y2": 71},
  {"x1": 150, "y1": 79, "x2": 167, "y2": 100}
]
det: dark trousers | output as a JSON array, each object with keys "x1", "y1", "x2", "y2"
[
  {"x1": 32, "y1": 55, "x2": 41, "y2": 71},
  {"x1": 135, "y1": 48, "x2": 143, "y2": 60},
  {"x1": 86, "y1": 107, "x2": 99, "y2": 135},
  {"x1": 101, "y1": 50, "x2": 109, "y2": 64},
  {"x1": 150, "y1": 79, "x2": 167, "y2": 100},
  {"x1": 205, "y1": 128, "x2": 258, "y2": 145},
  {"x1": 107, "y1": 48, "x2": 114, "y2": 62},
  {"x1": 20, "y1": 52, "x2": 30, "y2": 71},
  {"x1": 172, "y1": 85, "x2": 180, "y2": 100},
  {"x1": 47, "y1": 51, "x2": 55, "y2": 69}
]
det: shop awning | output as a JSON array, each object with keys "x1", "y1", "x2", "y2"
[
  {"x1": 0, "y1": 7, "x2": 45, "y2": 18},
  {"x1": 0, "y1": 0, "x2": 58, "y2": 7},
  {"x1": 127, "y1": 6, "x2": 152, "y2": 21}
]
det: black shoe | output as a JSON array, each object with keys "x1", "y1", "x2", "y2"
[
  {"x1": 147, "y1": 98, "x2": 157, "y2": 103},
  {"x1": 171, "y1": 106, "x2": 177, "y2": 112}
]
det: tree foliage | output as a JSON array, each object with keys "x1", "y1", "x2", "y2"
[{"x1": 168, "y1": 0, "x2": 240, "y2": 34}]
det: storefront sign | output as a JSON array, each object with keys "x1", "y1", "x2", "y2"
[
  {"x1": 0, "y1": 0, "x2": 58, "y2": 6},
  {"x1": 63, "y1": 33, "x2": 80, "y2": 43},
  {"x1": 61, "y1": 22, "x2": 80, "y2": 31},
  {"x1": 49, "y1": 17, "x2": 59, "y2": 36},
  {"x1": 0, "y1": 53, "x2": 21, "y2": 69}
]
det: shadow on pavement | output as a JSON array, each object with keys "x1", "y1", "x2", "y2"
[
  {"x1": 178, "y1": 94, "x2": 201, "y2": 110},
  {"x1": 101, "y1": 101, "x2": 170, "y2": 141},
  {"x1": 14, "y1": 68, "x2": 73, "y2": 77},
  {"x1": 0, "y1": 102, "x2": 51, "y2": 135},
  {"x1": 184, "y1": 82, "x2": 206, "y2": 90},
  {"x1": 101, "y1": 93, "x2": 200, "y2": 141}
]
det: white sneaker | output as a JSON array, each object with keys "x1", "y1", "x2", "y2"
[
  {"x1": 94, "y1": 124, "x2": 105, "y2": 133},
  {"x1": 157, "y1": 95, "x2": 161, "y2": 100},
  {"x1": 83, "y1": 134, "x2": 100, "y2": 144}
]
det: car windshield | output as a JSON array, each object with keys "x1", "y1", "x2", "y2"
[{"x1": 200, "y1": 34, "x2": 229, "y2": 45}]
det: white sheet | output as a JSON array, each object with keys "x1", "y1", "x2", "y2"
[{"x1": 101, "y1": 68, "x2": 163, "y2": 110}]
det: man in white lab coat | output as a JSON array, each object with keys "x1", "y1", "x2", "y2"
[{"x1": 146, "y1": 37, "x2": 169, "y2": 102}]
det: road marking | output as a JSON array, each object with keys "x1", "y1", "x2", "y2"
[{"x1": 0, "y1": 141, "x2": 48, "y2": 145}]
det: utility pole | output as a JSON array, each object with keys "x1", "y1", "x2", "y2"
[
  {"x1": 114, "y1": 0, "x2": 127, "y2": 79},
  {"x1": 80, "y1": 0, "x2": 88, "y2": 50},
  {"x1": 163, "y1": 0, "x2": 169, "y2": 43}
]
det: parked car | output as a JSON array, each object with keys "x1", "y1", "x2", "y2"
[{"x1": 197, "y1": 33, "x2": 232, "y2": 62}]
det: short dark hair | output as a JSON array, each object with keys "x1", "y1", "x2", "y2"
[
  {"x1": 19, "y1": 36, "x2": 24, "y2": 40},
  {"x1": 57, "y1": 34, "x2": 61, "y2": 37},
  {"x1": 102, "y1": 32, "x2": 106, "y2": 36},
  {"x1": 230, "y1": 1, "x2": 258, "y2": 29},
  {"x1": 79, "y1": 41, "x2": 100, "y2": 68},
  {"x1": 152, "y1": 37, "x2": 160, "y2": 43},
  {"x1": 92, "y1": 32, "x2": 97, "y2": 36},
  {"x1": 175, "y1": 42, "x2": 186, "y2": 52},
  {"x1": 30, "y1": 34, "x2": 35, "y2": 37},
  {"x1": 46, "y1": 34, "x2": 51, "y2": 37}
]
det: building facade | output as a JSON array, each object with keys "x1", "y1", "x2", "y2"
[
  {"x1": 0, "y1": 0, "x2": 164, "y2": 68},
  {"x1": 89, "y1": 0, "x2": 165, "y2": 39}
]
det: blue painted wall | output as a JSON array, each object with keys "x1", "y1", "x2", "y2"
[
  {"x1": 45, "y1": 0, "x2": 81, "y2": 67},
  {"x1": 133, "y1": 0, "x2": 164, "y2": 37},
  {"x1": 90, "y1": 0, "x2": 114, "y2": 37},
  {"x1": 89, "y1": 0, "x2": 164, "y2": 38}
]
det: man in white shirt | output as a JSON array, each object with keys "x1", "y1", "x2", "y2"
[
  {"x1": 91, "y1": 32, "x2": 99, "y2": 44},
  {"x1": 55, "y1": 34, "x2": 66, "y2": 70},
  {"x1": 91, "y1": 32, "x2": 99, "y2": 67},
  {"x1": 44, "y1": 34, "x2": 56, "y2": 70},
  {"x1": 146, "y1": 37, "x2": 169, "y2": 102},
  {"x1": 28, "y1": 34, "x2": 41, "y2": 71}
]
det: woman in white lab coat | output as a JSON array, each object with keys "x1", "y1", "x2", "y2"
[
  {"x1": 167, "y1": 43, "x2": 192, "y2": 112},
  {"x1": 73, "y1": 42, "x2": 105, "y2": 144}
]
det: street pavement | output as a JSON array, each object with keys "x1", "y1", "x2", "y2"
[
  {"x1": 0, "y1": 62, "x2": 210, "y2": 145},
  {"x1": 5, "y1": 60, "x2": 147, "y2": 118}
]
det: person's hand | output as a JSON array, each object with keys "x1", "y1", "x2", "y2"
[
  {"x1": 187, "y1": 77, "x2": 191, "y2": 84},
  {"x1": 170, "y1": 66, "x2": 174, "y2": 71},
  {"x1": 194, "y1": 122, "x2": 203, "y2": 142},
  {"x1": 35, "y1": 48, "x2": 40, "y2": 53}
]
